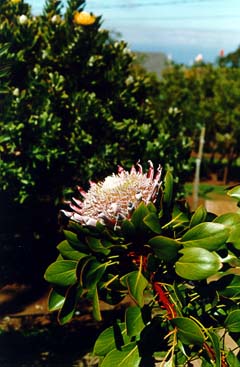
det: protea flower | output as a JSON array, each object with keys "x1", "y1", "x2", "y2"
[{"x1": 62, "y1": 161, "x2": 162, "y2": 228}]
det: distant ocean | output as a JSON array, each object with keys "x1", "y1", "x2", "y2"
[{"x1": 28, "y1": 1, "x2": 239, "y2": 65}]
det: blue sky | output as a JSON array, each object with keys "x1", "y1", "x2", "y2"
[{"x1": 28, "y1": 0, "x2": 240, "y2": 64}]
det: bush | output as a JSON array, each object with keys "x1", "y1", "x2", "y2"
[
  {"x1": 45, "y1": 164, "x2": 240, "y2": 366},
  {"x1": 0, "y1": 0, "x2": 192, "y2": 285}
]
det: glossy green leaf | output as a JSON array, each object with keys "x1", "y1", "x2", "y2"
[
  {"x1": 226, "y1": 351, "x2": 240, "y2": 367},
  {"x1": 94, "y1": 323, "x2": 129, "y2": 357},
  {"x1": 58, "y1": 284, "x2": 82, "y2": 325},
  {"x1": 171, "y1": 317, "x2": 205, "y2": 345},
  {"x1": 175, "y1": 248, "x2": 222, "y2": 280},
  {"x1": 64, "y1": 229, "x2": 88, "y2": 252},
  {"x1": 44, "y1": 260, "x2": 78, "y2": 286},
  {"x1": 190, "y1": 205, "x2": 207, "y2": 228},
  {"x1": 122, "y1": 271, "x2": 148, "y2": 307},
  {"x1": 101, "y1": 343, "x2": 140, "y2": 367},
  {"x1": 86, "y1": 236, "x2": 110, "y2": 255},
  {"x1": 91, "y1": 287, "x2": 102, "y2": 321},
  {"x1": 48, "y1": 287, "x2": 66, "y2": 311},
  {"x1": 163, "y1": 171, "x2": 173, "y2": 206},
  {"x1": 208, "y1": 329, "x2": 221, "y2": 367},
  {"x1": 224, "y1": 309, "x2": 240, "y2": 332},
  {"x1": 84, "y1": 260, "x2": 108, "y2": 289},
  {"x1": 126, "y1": 306, "x2": 145, "y2": 337},
  {"x1": 181, "y1": 222, "x2": 229, "y2": 251},
  {"x1": 148, "y1": 235, "x2": 181, "y2": 261},
  {"x1": 213, "y1": 212, "x2": 240, "y2": 226},
  {"x1": 131, "y1": 202, "x2": 150, "y2": 231},
  {"x1": 227, "y1": 223, "x2": 240, "y2": 249},
  {"x1": 57, "y1": 240, "x2": 87, "y2": 260},
  {"x1": 227, "y1": 185, "x2": 240, "y2": 201},
  {"x1": 143, "y1": 213, "x2": 162, "y2": 234},
  {"x1": 63, "y1": 230, "x2": 80, "y2": 247}
]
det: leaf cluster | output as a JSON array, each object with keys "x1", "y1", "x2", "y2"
[{"x1": 45, "y1": 172, "x2": 240, "y2": 366}]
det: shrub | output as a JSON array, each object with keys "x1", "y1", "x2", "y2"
[
  {"x1": 45, "y1": 163, "x2": 240, "y2": 366},
  {"x1": 0, "y1": 0, "x2": 192, "y2": 285}
]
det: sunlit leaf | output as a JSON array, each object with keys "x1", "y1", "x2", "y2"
[
  {"x1": 181, "y1": 222, "x2": 229, "y2": 251},
  {"x1": 126, "y1": 306, "x2": 145, "y2": 337},
  {"x1": 224, "y1": 309, "x2": 240, "y2": 332},
  {"x1": 58, "y1": 284, "x2": 82, "y2": 324},
  {"x1": 190, "y1": 205, "x2": 207, "y2": 228},
  {"x1": 143, "y1": 213, "x2": 162, "y2": 234},
  {"x1": 44, "y1": 260, "x2": 78, "y2": 286},
  {"x1": 57, "y1": 240, "x2": 88, "y2": 260},
  {"x1": 94, "y1": 323, "x2": 129, "y2": 356},
  {"x1": 175, "y1": 248, "x2": 222, "y2": 280},
  {"x1": 171, "y1": 317, "x2": 205, "y2": 345},
  {"x1": 149, "y1": 235, "x2": 181, "y2": 261},
  {"x1": 48, "y1": 287, "x2": 66, "y2": 311},
  {"x1": 122, "y1": 271, "x2": 148, "y2": 307},
  {"x1": 101, "y1": 343, "x2": 140, "y2": 367}
]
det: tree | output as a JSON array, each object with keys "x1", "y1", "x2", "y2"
[{"x1": 0, "y1": 0, "x2": 191, "y2": 285}]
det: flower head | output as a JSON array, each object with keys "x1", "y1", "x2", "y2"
[
  {"x1": 62, "y1": 161, "x2": 162, "y2": 228},
  {"x1": 73, "y1": 11, "x2": 96, "y2": 26},
  {"x1": 19, "y1": 15, "x2": 28, "y2": 25}
]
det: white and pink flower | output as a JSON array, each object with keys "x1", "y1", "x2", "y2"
[{"x1": 62, "y1": 161, "x2": 162, "y2": 228}]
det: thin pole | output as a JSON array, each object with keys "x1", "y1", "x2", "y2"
[{"x1": 192, "y1": 126, "x2": 206, "y2": 210}]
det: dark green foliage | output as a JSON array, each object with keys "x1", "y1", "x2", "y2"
[
  {"x1": 0, "y1": 0, "x2": 192, "y2": 285},
  {"x1": 157, "y1": 62, "x2": 240, "y2": 182},
  {"x1": 0, "y1": 0, "x2": 191, "y2": 205}
]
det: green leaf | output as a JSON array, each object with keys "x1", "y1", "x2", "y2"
[
  {"x1": 218, "y1": 275, "x2": 240, "y2": 301},
  {"x1": 224, "y1": 309, "x2": 240, "y2": 332},
  {"x1": 227, "y1": 223, "x2": 240, "y2": 250},
  {"x1": 181, "y1": 222, "x2": 229, "y2": 251},
  {"x1": 84, "y1": 260, "x2": 108, "y2": 289},
  {"x1": 48, "y1": 287, "x2": 66, "y2": 311},
  {"x1": 122, "y1": 271, "x2": 148, "y2": 307},
  {"x1": 143, "y1": 213, "x2": 162, "y2": 234},
  {"x1": 94, "y1": 323, "x2": 129, "y2": 357},
  {"x1": 57, "y1": 240, "x2": 88, "y2": 260},
  {"x1": 227, "y1": 185, "x2": 240, "y2": 201},
  {"x1": 121, "y1": 219, "x2": 136, "y2": 238},
  {"x1": 131, "y1": 202, "x2": 149, "y2": 231},
  {"x1": 126, "y1": 306, "x2": 145, "y2": 338},
  {"x1": 58, "y1": 284, "x2": 82, "y2": 324},
  {"x1": 86, "y1": 236, "x2": 110, "y2": 255},
  {"x1": 64, "y1": 229, "x2": 88, "y2": 251},
  {"x1": 190, "y1": 205, "x2": 207, "y2": 228},
  {"x1": 44, "y1": 260, "x2": 78, "y2": 286},
  {"x1": 163, "y1": 171, "x2": 173, "y2": 206},
  {"x1": 213, "y1": 212, "x2": 240, "y2": 226},
  {"x1": 208, "y1": 329, "x2": 221, "y2": 367},
  {"x1": 101, "y1": 343, "x2": 140, "y2": 367},
  {"x1": 226, "y1": 351, "x2": 240, "y2": 367},
  {"x1": 171, "y1": 317, "x2": 205, "y2": 345},
  {"x1": 175, "y1": 248, "x2": 222, "y2": 281},
  {"x1": 148, "y1": 235, "x2": 181, "y2": 261},
  {"x1": 91, "y1": 287, "x2": 102, "y2": 321},
  {"x1": 63, "y1": 230, "x2": 80, "y2": 247}
]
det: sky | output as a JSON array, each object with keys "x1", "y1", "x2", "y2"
[{"x1": 28, "y1": 0, "x2": 240, "y2": 64}]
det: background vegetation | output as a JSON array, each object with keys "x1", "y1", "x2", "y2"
[{"x1": 1, "y1": 0, "x2": 240, "y2": 287}]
